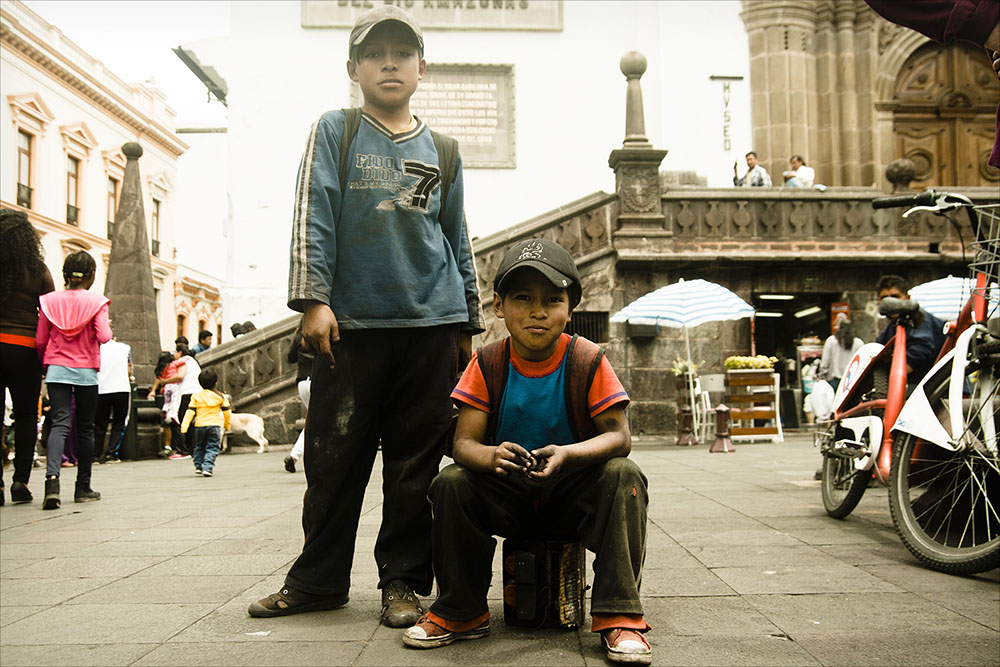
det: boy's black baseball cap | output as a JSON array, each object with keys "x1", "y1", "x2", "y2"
[
  {"x1": 494, "y1": 238, "x2": 582, "y2": 308},
  {"x1": 349, "y1": 5, "x2": 424, "y2": 57}
]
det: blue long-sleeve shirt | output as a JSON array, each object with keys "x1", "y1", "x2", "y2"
[{"x1": 288, "y1": 110, "x2": 484, "y2": 332}]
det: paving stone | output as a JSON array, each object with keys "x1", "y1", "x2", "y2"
[
  {"x1": 710, "y1": 563, "x2": 902, "y2": 595},
  {"x1": 133, "y1": 641, "x2": 365, "y2": 666},
  {"x1": 69, "y1": 575, "x2": 262, "y2": 605},
  {"x1": 0, "y1": 603, "x2": 215, "y2": 645},
  {"x1": 135, "y1": 554, "x2": 294, "y2": 577},
  {"x1": 0, "y1": 643, "x2": 156, "y2": 666},
  {"x1": 2, "y1": 555, "x2": 170, "y2": 579},
  {"x1": 0, "y1": 604, "x2": 46, "y2": 627},
  {"x1": 0, "y1": 576, "x2": 118, "y2": 606}
]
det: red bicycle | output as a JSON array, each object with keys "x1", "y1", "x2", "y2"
[{"x1": 818, "y1": 191, "x2": 999, "y2": 574}]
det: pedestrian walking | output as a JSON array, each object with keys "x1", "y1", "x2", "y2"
[
  {"x1": 36, "y1": 250, "x2": 112, "y2": 509},
  {"x1": 0, "y1": 209, "x2": 54, "y2": 505}
]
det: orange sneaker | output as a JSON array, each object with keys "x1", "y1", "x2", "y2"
[
  {"x1": 602, "y1": 628, "x2": 652, "y2": 665},
  {"x1": 402, "y1": 614, "x2": 490, "y2": 649}
]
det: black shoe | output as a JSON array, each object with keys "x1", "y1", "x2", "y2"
[
  {"x1": 381, "y1": 580, "x2": 423, "y2": 628},
  {"x1": 43, "y1": 477, "x2": 60, "y2": 510},
  {"x1": 74, "y1": 483, "x2": 101, "y2": 503},
  {"x1": 284, "y1": 456, "x2": 296, "y2": 473},
  {"x1": 10, "y1": 480, "x2": 33, "y2": 503},
  {"x1": 247, "y1": 586, "x2": 349, "y2": 618}
]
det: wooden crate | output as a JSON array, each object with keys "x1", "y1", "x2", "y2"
[{"x1": 725, "y1": 370, "x2": 783, "y2": 442}]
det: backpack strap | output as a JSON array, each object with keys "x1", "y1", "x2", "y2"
[
  {"x1": 563, "y1": 334, "x2": 605, "y2": 442},
  {"x1": 338, "y1": 107, "x2": 363, "y2": 194},
  {"x1": 430, "y1": 129, "x2": 459, "y2": 217},
  {"x1": 477, "y1": 337, "x2": 510, "y2": 445}
]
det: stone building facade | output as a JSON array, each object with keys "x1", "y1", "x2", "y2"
[
  {"x1": 0, "y1": 1, "x2": 223, "y2": 352},
  {"x1": 740, "y1": 0, "x2": 999, "y2": 190}
]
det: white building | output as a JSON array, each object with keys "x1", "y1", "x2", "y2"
[
  {"x1": 181, "y1": 0, "x2": 751, "y2": 327},
  {"x1": 1, "y1": 0, "x2": 224, "y2": 349}
]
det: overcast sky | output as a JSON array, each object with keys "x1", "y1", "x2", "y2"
[{"x1": 22, "y1": 0, "x2": 230, "y2": 127}]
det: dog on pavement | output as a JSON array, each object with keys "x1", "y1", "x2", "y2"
[{"x1": 221, "y1": 396, "x2": 269, "y2": 453}]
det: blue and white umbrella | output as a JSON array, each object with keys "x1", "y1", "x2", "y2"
[
  {"x1": 611, "y1": 278, "x2": 755, "y2": 329},
  {"x1": 909, "y1": 275, "x2": 998, "y2": 321},
  {"x1": 612, "y1": 279, "x2": 755, "y2": 433}
]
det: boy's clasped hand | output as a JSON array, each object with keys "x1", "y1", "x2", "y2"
[{"x1": 493, "y1": 442, "x2": 565, "y2": 481}]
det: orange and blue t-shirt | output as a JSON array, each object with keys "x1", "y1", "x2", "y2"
[{"x1": 451, "y1": 333, "x2": 629, "y2": 450}]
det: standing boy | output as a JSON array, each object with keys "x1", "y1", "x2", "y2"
[
  {"x1": 179, "y1": 368, "x2": 229, "y2": 477},
  {"x1": 249, "y1": 5, "x2": 484, "y2": 627},
  {"x1": 402, "y1": 239, "x2": 651, "y2": 665}
]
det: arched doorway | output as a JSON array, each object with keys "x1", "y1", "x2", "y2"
[{"x1": 892, "y1": 42, "x2": 999, "y2": 189}]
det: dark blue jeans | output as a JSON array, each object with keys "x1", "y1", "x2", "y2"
[{"x1": 192, "y1": 425, "x2": 221, "y2": 473}]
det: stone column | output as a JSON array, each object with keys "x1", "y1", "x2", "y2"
[
  {"x1": 835, "y1": 2, "x2": 861, "y2": 185},
  {"x1": 104, "y1": 142, "x2": 161, "y2": 389},
  {"x1": 609, "y1": 51, "x2": 668, "y2": 245}
]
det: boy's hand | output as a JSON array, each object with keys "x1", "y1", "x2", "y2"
[
  {"x1": 302, "y1": 302, "x2": 340, "y2": 368},
  {"x1": 493, "y1": 441, "x2": 534, "y2": 477},
  {"x1": 525, "y1": 444, "x2": 566, "y2": 481}
]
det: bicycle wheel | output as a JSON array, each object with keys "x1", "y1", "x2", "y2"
[
  {"x1": 888, "y1": 355, "x2": 1000, "y2": 575},
  {"x1": 821, "y1": 422, "x2": 873, "y2": 519}
]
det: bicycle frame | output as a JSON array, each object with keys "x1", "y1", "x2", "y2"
[
  {"x1": 826, "y1": 322, "x2": 909, "y2": 482},
  {"x1": 893, "y1": 324, "x2": 998, "y2": 454}
]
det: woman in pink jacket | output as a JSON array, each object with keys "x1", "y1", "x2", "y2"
[{"x1": 36, "y1": 250, "x2": 112, "y2": 510}]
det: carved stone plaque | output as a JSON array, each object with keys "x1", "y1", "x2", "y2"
[
  {"x1": 352, "y1": 63, "x2": 515, "y2": 168},
  {"x1": 302, "y1": 0, "x2": 563, "y2": 31}
]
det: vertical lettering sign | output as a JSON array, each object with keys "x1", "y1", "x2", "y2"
[
  {"x1": 352, "y1": 64, "x2": 516, "y2": 168},
  {"x1": 709, "y1": 75, "x2": 743, "y2": 153},
  {"x1": 302, "y1": 1, "x2": 563, "y2": 31}
]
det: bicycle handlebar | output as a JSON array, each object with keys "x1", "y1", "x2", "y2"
[{"x1": 872, "y1": 191, "x2": 939, "y2": 209}]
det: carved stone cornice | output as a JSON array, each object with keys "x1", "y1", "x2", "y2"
[{"x1": 0, "y1": 13, "x2": 188, "y2": 158}]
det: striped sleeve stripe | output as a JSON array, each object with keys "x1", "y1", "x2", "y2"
[
  {"x1": 589, "y1": 391, "x2": 629, "y2": 416},
  {"x1": 289, "y1": 118, "x2": 322, "y2": 302},
  {"x1": 452, "y1": 388, "x2": 489, "y2": 411}
]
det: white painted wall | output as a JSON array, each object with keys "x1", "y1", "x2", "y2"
[{"x1": 187, "y1": 0, "x2": 751, "y2": 326}]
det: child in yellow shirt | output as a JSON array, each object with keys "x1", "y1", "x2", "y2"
[{"x1": 180, "y1": 368, "x2": 230, "y2": 477}]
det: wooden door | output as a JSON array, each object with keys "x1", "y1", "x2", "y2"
[{"x1": 892, "y1": 42, "x2": 1000, "y2": 188}]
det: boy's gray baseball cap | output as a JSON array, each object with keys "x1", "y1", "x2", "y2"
[
  {"x1": 494, "y1": 238, "x2": 582, "y2": 307},
  {"x1": 349, "y1": 5, "x2": 424, "y2": 56}
]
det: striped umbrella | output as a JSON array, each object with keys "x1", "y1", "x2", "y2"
[
  {"x1": 612, "y1": 279, "x2": 755, "y2": 433},
  {"x1": 909, "y1": 275, "x2": 998, "y2": 321},
  {"x1": 611, "y1": 278, "x2": 755, "y2": 329}
]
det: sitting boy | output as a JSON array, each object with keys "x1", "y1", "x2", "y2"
[{"x1": 402, "y1": 239, "x2": 651, "y2": 665}]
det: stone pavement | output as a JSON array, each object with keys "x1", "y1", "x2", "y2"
[{"x1": 1, "y1": 432, "x2": 997, "y2": 666}]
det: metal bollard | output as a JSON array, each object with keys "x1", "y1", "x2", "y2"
[
  {"x1": 677, "y1": 404, "x2": 698, "y2": 447},
  {"x1": 709, "y1": 403, "x2": 735, "y2": 453}
]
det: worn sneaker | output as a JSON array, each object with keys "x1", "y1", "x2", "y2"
[
  {"x1": 381, "y1": 580, "x2": 424, "y2": 628},
  {"x1": 202, "y1": 470, "x2": 213, "y2": 477},
  {"x1": 602, "y1": 628, "x2": 652, "y2": 665},
  {"x1": 402, "y1": 614, "x2": 490, "y2": 649},
  {"x1": 10, "y1": 480, "x2": 33, "y2": 503},
  {"x1": 283, "y1": 455, "x2": 296, "y2": 473},
  {"x1": 168, "y1": 453, "x2": 190, "y2": 460},
  {"x1": 247, "y1": 586, "x2": 349, "y2": 618},
  {"x1": 194, "y1": 468, "x2": 203, "y2": 476}
]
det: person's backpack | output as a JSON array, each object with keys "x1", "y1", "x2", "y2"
[
  {"x1": 337, "y1": 107, "x2": 459, "y2": 219},
  {"x1": 476, "y1": 334, "x2": 606, "y2": 445}
]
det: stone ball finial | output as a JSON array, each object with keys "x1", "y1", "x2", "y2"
[
  {"x1": 122, "y1": 142, "x2": 144, "y2": 159},
  {"x1": 620, "y1": 51, "x2": 647, "y2": 80},
  {"x1": 886, "y1": 158, "x2": 916, "y2": 192}
]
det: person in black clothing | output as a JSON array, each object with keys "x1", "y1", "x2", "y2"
[{"x1": 874, "y1": 275, "x2": 947, "y2": 386}]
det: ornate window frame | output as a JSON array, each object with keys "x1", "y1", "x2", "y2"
[{"x1": 8, "y1": 92, "x2": 54, "y2": 209}]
